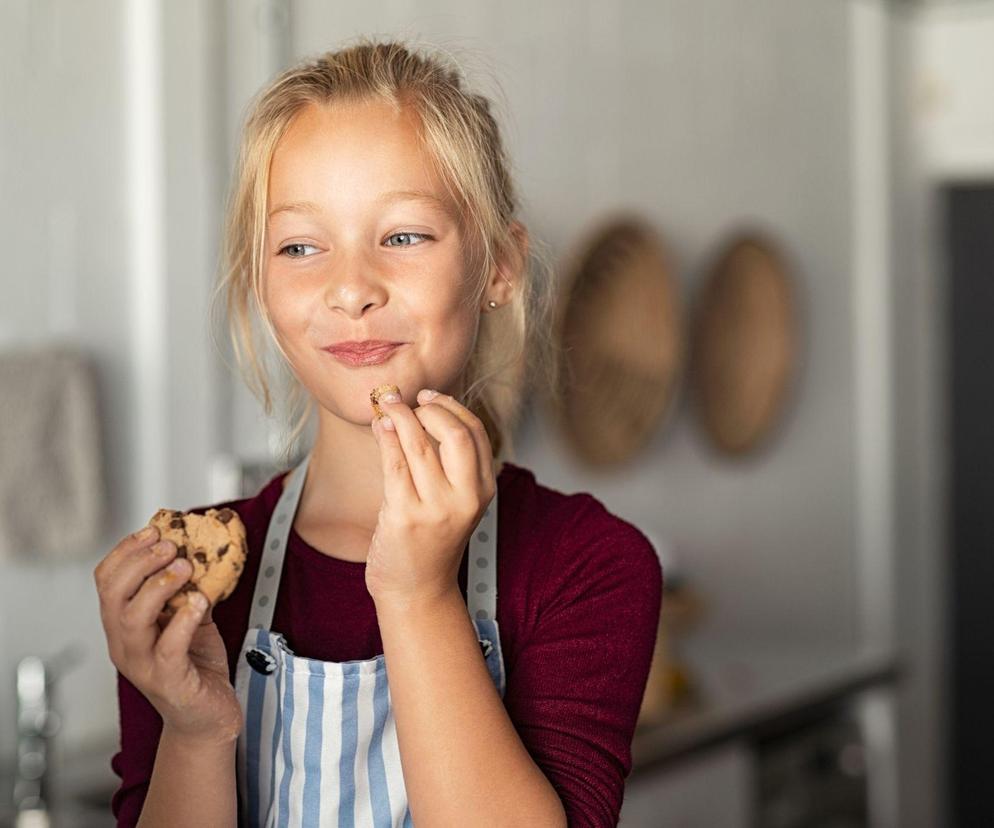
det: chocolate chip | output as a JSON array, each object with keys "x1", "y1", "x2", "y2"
[
  {"x1": 170, "y1": 518, "x2": 185, "y2": 530},
  {"x1": 216, "y1": 508, "x2": 234, "y2": 524},
  {"x1": 171, "y1": 510, "x2": 183, "y2": 518},
  {"x1": 176, "y1": 545, "x2": 188, "y2": 559},
  {"x1": 194, "y1": 551, "x2": 207, "y2": 564},
  {"x1": 179, "y1": 582, "x2": 197, "y2": 593},
  {"x1": 218, "y1": 543, "x2": 229, "y2": 558}
]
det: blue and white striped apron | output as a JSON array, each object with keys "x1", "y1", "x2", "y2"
[{"x1": 234, "y1": 450, "x2": 506, "y2": 826}]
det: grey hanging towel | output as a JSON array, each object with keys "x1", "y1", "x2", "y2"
[{"x1": 0, "y1": 343, "x2": 107, "y2": 562}]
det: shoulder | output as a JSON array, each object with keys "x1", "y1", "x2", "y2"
[{"x1": 497, "y1": 462, "x2": 663, "y2": 590}]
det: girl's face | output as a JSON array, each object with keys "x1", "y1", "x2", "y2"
[{"x1": 263, "y1": 99, "x2": 481, "y2": 424}]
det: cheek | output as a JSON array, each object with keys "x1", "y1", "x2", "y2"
[
  {"x1": 417, "y1": 285, "x2": 476, "y2": 332},
  {"x1": 264, "y1": 275, "x2": 306, "y2": 329},
  {"x1": 418, "y1": 303, "x2": 480, "y2": 369},
  {"x1": 261, "y1": 283, "x2": 313, "y2": 360}
]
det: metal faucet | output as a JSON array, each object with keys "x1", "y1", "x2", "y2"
[{"x1": 12, "y1": 643, "x2": 84, "y2": 827}]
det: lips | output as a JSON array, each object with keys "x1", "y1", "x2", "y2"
[
  {"x1": 326, "y1": 339, "x2": 400, "y2": 354},
  {"x1": 324, "y1": 343, "x2": 404, "y2": 367}
]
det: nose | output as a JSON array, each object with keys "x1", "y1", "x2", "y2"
[{"x1": 323, "y1": 248, "x2": 388, "y2": 317}]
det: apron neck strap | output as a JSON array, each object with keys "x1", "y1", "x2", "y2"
[{"x1": 247, "y1": 450, "x2": 499, "y2": 630}]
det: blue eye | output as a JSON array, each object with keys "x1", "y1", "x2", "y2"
[
  {"x1": 278, "y1": 243, "x2": 319, "y2": 258},
  {"x1": 385, "y1": 232, "x2": 431, "y2": 248},
  {"x1": 277, "y1": 234, "x2": 431, "y2": 257}
]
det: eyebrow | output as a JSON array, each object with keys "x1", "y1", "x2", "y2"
[{"x1": 267, "y1": 190, "x2": 453, "y2": 219}]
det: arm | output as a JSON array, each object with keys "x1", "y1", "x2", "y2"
[
  {"x1": 112, "y1": 671, "x2": 239, "y2": 828},
  {"x1": 136, "y1": 727, "x2": 237, "y2": 828},
  {"x1": 364, "y1": 394, "x2": 659, "y2": 824},
  {"x1": 99, "y1": 527, "x2": 245, "y2": 827},
  {"x1": 501, "y1": 503, "x2": 664, "y2": 826},
  {"x1": 375, "y1": 587, "x2": 567, "y2": 828}
]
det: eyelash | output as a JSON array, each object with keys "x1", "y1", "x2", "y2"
[{"x1": 277, "y1": 232, "x2": 433, "y2": 258}]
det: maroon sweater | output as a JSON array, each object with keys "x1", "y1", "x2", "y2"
[{"x1": 110, "y1": 461, "x2": 663, "y2": 826}]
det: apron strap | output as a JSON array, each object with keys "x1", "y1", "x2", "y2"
[
  {"x1": 466, "y1": 489, "x2": 498, "y2": 622},
  {"x1": 247, "y1": 452, "x2": 311, "y2": 630},
  {"x1": 247, "y1": 450, "x2": 498, "y2": 630}
]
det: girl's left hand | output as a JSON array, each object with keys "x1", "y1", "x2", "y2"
[{"x1": 366, "y1": 388, "x2": 496, "y2": 606}]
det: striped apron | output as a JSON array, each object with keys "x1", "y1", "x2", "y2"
[{"x1": 234, "y1": 450, "x2": 505, "y2": 827}]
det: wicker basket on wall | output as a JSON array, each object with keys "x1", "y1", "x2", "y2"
[
  {"x1": 547, "y1": 214, "x2": 683, "y2": 468},
  {"x1": 690, "y1": 231, "x2": 797, "y2": 456}
]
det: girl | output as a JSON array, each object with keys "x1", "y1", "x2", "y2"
[{"x1": 95, "y1": 38, "x2": 662, "y2": 828}]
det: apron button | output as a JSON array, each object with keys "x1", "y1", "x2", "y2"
[{"x1": 246, "y1": 647, "x2": 277, "y2": 675}]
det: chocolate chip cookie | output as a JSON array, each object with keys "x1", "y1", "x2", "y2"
[{"x1": 147, "y1": 507, "x2": 247, "y2": 614}]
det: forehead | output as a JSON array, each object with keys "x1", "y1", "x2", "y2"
[{"x1": 267, "y1": 99, "x2": 453, "y2": 215}]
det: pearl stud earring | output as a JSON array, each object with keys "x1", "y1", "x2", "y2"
[{"x1": 487, "y1": 300, "x2": 497, "y2": 309}]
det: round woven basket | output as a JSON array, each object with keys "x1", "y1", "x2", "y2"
[
  {"x1": 546, "y1": 214, "x2": 683, "y2": 468},
  {"x1": 690, "y1": 231, "x2": 796, "y2": 456}
]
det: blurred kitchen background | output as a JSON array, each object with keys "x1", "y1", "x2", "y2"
[{"x1": 2, "y1": 0, "x2": 993, "y2": 825}]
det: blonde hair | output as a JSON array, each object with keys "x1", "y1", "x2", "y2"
[{"x1": 210, "y1": 37, "x2": 563, "y2": 472}]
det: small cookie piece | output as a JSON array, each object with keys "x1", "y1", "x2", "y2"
[
  {"x1": 370, "y1": 383, "x2": 401, "y2": 419},
  {"x1": 147, "y1": 507, "x2": 247, "y2": 615}
]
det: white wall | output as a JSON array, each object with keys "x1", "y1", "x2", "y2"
[
  {"x1": 0, "y1": 0, "x2": 138, "y2": 767},
  {"x1": 913, "y1": 0, "x2": 994, "y2": 176},
  {"x1": 0, "y1": 0, "x2": 228, "y2": 772}
]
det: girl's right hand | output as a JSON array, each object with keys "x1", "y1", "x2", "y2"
[{"x1": 93, "y1": 526, "x2": 244, "y2": 745}]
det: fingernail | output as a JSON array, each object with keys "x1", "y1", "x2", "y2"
[
  {"x1": 380, "y1": 391, "x2": 401, "y2": 404},
  {"x1": 167, "y1": 558, "x2": 189, "y2": 574},
  {"x1": 419, "y1": 388, "x2": 439, "y2": 401},
  {"x1": 189, "y1": 592, "x2": 207, "y2": 611},
  {"x1": 153, "y1": 540, "x2": 173, "y2": 555},
  {"x1": 380, "y1": 415, "x2": 395, "y2": 430},
  {"x1": 137, "y1": 526, "x2": 156, "y2": 541}
]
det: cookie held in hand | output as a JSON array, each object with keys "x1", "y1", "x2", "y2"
[
  {"x1": 369, "y1": 383, "x2": 401, "y2": 420},
  {"x1": 147, "y1": 507, "x2": 247, "y2": 615}
]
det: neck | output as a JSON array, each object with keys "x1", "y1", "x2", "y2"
[{"x1": 297, "y1": 409, "x2": 385, "y2": 532}]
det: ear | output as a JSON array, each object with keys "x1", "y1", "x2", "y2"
[{"x1": 485, "y1": 220, "x2": 529, "y2": 306}]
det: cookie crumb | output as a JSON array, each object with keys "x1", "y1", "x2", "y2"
[{"x1": 370, "y1": 384, "x2": 401, "y2": 419}]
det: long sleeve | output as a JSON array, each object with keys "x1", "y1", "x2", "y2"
[{"x1": 501, "y1": 495, "x2": 664, "y2": 826}]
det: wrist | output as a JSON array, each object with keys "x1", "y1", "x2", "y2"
[
  {"x1": 161, "y1": 721, "x2": 240, "y2": 751},
  {"x1": 372, "y1": 582, "x2": 462, "y2": 615}
]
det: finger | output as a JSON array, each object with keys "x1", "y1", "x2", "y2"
[
  {"x1": 380, "y1": 394, "x2": 450, "y2": 501},
  {"x1": 120, "y1": 557, "x2": 194, "y2": 661},
  {"x1": 374, "y1": 394, "x2": 442, "y2": 503},
  {"x1": 158, "y1": 603, "x2": 213, "y2": 629},
  {"x1": 95, "y1": 525, "x2": 160, "y2": 587},
  {"x1": 372, "y1": 408, "x2": 420, "y2": 506},
  {"x1": 154, "y1": 590, "x2": 209, "y2": 668},
  {"x1": 412, "y1": 401, "x2": 483, "y2": 495},
  {"x1": 415, "y1": 390, "x2": 493, "y2": 483},
  {"x1": 101, "y1": 540, "x2": 178, "y2": 617},
  {"x1": 199, "y1": 605, "x2": 216, "y2": 627}
]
